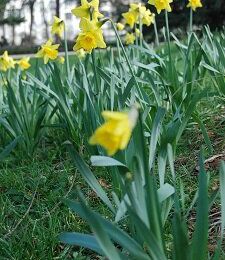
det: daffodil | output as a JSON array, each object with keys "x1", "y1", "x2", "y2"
[
  {"x1": 16, "y1": 57, "x2": 31, "y2": 70},
  {"x1": 71, "y1": 0, "x2": 103, "y2": 20},
  {"x1": 117, "y1": 22, "x2": 125, "y2": 31},
  {"x1": 142, "y1": 10, "x2": 155, "y2": 26},
  {"x1": 123, "y1": 4, "x2": 154, "y2": 28},
  {"x1": 130, "y1": 3, "x2": 147, "y2": 18},
  {"x1": 0, "y1": 51, "x2": 15, "y2": 72},
  {"x1": 51, "y1": 16, "x2": 64, "y2": 38},
  {"x1": 187, "y1": 0, "x2": 202, "y2": 11},
  {"x1": 36, "y1": 39, "x2": 60, "y2": 64},
  {"x1": 75, "y1": 48, "x2": 86, "y2": 59},
  {"x1": 148, "y1": 0, "x2": 173, "y2": 14},
  {"x1": 89, "y1": 108, "x2": 138, "y2": 156},
  {"x1": 122, "y1": 11, "x2": 138, "y2": 28},
  {"x1": 125, "y1": 33, "x2": 136, "y2": 45},
  {"x1": 73, "y1": 18, "x2": 106, "y2": 52}
]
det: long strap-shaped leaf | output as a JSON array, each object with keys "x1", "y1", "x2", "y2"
[
  {"x1": 67, "y1": 144, "x2": 115, "y2": 213},
  {"x1": 73, "y1": 192, "x2": 124, "y2": 260},
  {"x1": 0, "y1": 137, "x2": 21, "y2": 161},
  {"x1": 59, "y1": 232, "x2": 104, "y2": 255},
  {"x1": 63, "y1": 199, "x2": 150, "y2": 260},
  {"x1": 191, "y1": 151, "x2": 208, "y2": 259}
]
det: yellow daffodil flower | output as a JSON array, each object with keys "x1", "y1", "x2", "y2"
[
  {"x1": 123, "y1": 4, "x2": 154, "y2": 28},
  {"x1": 148, "y1": 0, "x2": 173, "y2": 14},
  {"x1": 125, "y1": 33, "x2": 136, "y2": 45},
  {"x1": 117, "y1": 22, "x2": 125, "y2": 31},
  {"x1": 17, "y1": 57, "x2": 31, "y2": 70},
  {"x1": 36, "y1": 39, "x2": 60, "y2": 64},
  {"x1": 51, "y1": 16, "x2": 64, "y2": 38},
  {"x1": 75, "y1": 48, "x2": 86, "y2": 59},
  {"x1": 58, "y1": 56, "x2": 65, "y2": 64},
  {"x1": 142, "y1": 10, "x2": 155, "y2": 26},
  {"x1": 71, "y1": 0, "x2": 103, "y2": 20},
  {"x1": 89, "y1": 108, "x2": 138, "y2": 156},
  {"x1": 130, "y1": 3, "x2": 147, "y2": 18},
  {"x1": 122, "y1": 11, "x2": 138, "y2": 28},
  {"x1": 0, "y1": 51, "x2": 15, "y2": 72},
  {"x1": 187, "y1": 0, "x2": 202, "y2": 11},
  {"x1": 73, "y1": 18, "x2": 106, "y2": 52}
]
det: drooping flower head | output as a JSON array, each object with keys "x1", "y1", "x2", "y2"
[
  {"x1": 148, "y1": 0, "x2": 173, "y2": 14},
  {"x1": 36, "y1": 39, "x2": 60, "y2": 64},
  {"x1": 16, "y1": 57, "x2": 31, "y2": 70},
  {"x1": 89, "y1": 108, "x2": 138, "y2": 156},
  {"x1": 0, "y1": 51, "x2": 15, "y2": 72},
  {"x1": 73, "y1": 18, "x2": 106, "y2": 52},
  {"x1": 187, "y1": 0, "x2": 202, "y2": 11},
  {"x1": 125, "y1": 33, "x2": 136, "y2": 45},
  {"x1": 71, "y1": 0, "x2": 103, "y2": 20},
  {"x1": 51, "y1": 16, "x2": 64, "y2": 37}
]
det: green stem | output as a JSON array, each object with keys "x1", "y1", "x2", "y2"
[
  {"x1": 139, "y1": 16, "x2": 143, "y2": 48},
  {"x1": 153, "y1": 18, "x2": 159, "y2": 47},
  {"x1": 189, "y1": 8, "x2": 193, "y2": 33},
  {"x1": 165, "y1": 10, "x2": 174, "y2": 86},
  {"x1": 116, "y1": 38, "x2": 122, "y2": 62},
  {"x1": 111, "y1": 20, "x2": 142, "y2": 103},
  {"x1": 64, "y1": 23, "x2": 70, "y2": 79},
  {"x1": 165, "y1": 11, "x2": 171, "y2": 59},
  {"x1": 91, "y1": 51, "x2": 99, "y2": 91}
]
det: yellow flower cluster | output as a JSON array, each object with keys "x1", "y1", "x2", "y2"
[
  {"x1": 120, "y1": 3, "x2": 155, "y2": 45},
  {"x1": 36, "y1": 15, "x2": 64, "y2": 64},
  {"x1": 0, "y1": 51, "x2": 31, "y2": 72},
  {"x1": 122, "y1": 3, "x2": 155, "y2": 29},
  {"x1": 72, "y1": 0, "x2": 103, "y2": 20},
  {"x1": 72, "y1": 0, "x2": 106, "y2": 53},
  {"x1": 1, "y1": 0, "x2": 204, "y2": 69}
]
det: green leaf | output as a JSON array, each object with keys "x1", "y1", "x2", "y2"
[
  {"x1": 157, "y1": 183, "x2": 175, "y2": 204},
  {"x1": 191, "y1": 151, "x2": 208, "y2": 259},
  {"x1": 59, "y1": 232, "x2": 104, "y2": 255},
  {"x1": 64, "y1": 199, "x2": 150, "y2": 260},
  {"x1": 67, "y1": 144, "x2": 115, "y2": 213},
  {"x1": 90, "y1": 156, "x2": 126, "y2": 167},
  {"x1": 149, "y1": 107, "x2": 166, "y2": 170},
  {"x1": 219, "y1": 161, "x2": 225, "y2": 238},
  {"x1": 0, "y1": 137, "x2": 21, "y2": 161}
]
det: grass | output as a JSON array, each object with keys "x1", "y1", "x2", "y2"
[
  {"x1": 0, "y1": 94, "x2": 224, "y2": 259},
  {"x1": 0, "y1": 130, "x2": 114, "y2": 259}
]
